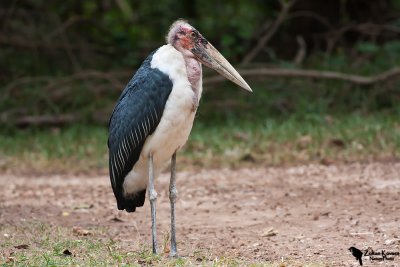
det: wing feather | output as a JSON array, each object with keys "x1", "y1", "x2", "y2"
[{"x1": 108, "y1": 50, "x2": 173, "y2": 211}]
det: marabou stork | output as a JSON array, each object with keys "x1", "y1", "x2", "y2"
[{"x1": 108, "y1": 20, "x2": 252, "y2": 256}]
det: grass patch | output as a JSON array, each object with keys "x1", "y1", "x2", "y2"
[
  {"x1": 189, "y1": 111, "x2": 400, "y2": 168},
  {"x1": 0, "y1": 221, "x2": 326, "y2": 266},
  {"x1": 0, "y1": 111, "x2": 399, "y2": 174},
  {"x1": 1, "y1": 44, "x2": 400, "y2": 174},
  {"x1": 0, "y1": 221, "x2": 176, "y2": 266},
  {"x1": 0, "y1": 125, "x2": 108, "y2": 174}
]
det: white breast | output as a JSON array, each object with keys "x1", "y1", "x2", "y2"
[{"x1": 122, "y1": 44, "x2": 202, "y2": 195}]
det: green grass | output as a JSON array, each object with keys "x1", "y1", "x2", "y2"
[
  {"x1": 1, "y1": 42, "x2": 400, "y2": 173},
  {"x1": 0, "y1": 125, "x2": 108, "y2": 173},
  {"x1": 0, "y1": 111, "x2": 399, "y2": 174},
  {"x1": 0, "y1": 221, "x2": 178, "y2": 266},
  {"x1": 189, "y1": 111, "x2": 400, "y2": 167},
  {"x1": 0, "y1": 221, "x2": 326, "y2": 266}
]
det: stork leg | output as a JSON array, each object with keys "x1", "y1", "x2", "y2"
[
  {"x1": 169, "y1": 152, "x2": 178, "y2": 257},
  {"x1": 148, "y1": 153, "x2": 158, "y2": 254}
]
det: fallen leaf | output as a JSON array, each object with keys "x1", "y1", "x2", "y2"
[
  {"x1": 137, "y1": 259, "x2": 146, "y2": 265},
  {"x1": 62, "y1": 211, "x2": 70, "y2": 217},
  {"x1": 240, "y1": 153, "x2": 256, "y2": 162},
  {"x1": 14, "y1": 244, "x2": 29, "y2": 249},
  {"x1": 164, "y1": 245, "x2": 170, "y2": 254},
  {"x1": 109, "y1": 216, "x2": 124, "y2": 222},
  {"x1": 63, "y1": 249, "x2": 72, "y2": 256},
  {"x1": 72, "y1": 226, "x2": 91, "y2": 236},
  {"x1": 74, "y1": 204, "x2": 94, "y2": 210},
  {"x1": 329, "y1": 138, "x2": 345, "y2": 148},
  {"x1": 320, "y1": 158, "x2": 335, "y2": 166},
  {"x1": 320, "y1": 212, "x2": 330, "y2": 217},
  {"x1": 262, "y1": 228, "x2": 278, "y2": 237}
]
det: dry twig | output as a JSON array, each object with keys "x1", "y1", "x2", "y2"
[
  {"x1": 293, "y1": 36, "x2": 306, "y2": 65},
  {"x1": 241, "y1": 0, "x2": 297, "y2": 65}
]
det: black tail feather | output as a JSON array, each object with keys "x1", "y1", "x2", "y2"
[{"x1": 116, "y1": 189, "x2": 146, "y2": 212}]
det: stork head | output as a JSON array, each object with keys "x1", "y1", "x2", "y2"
[{"x1": 167, "y1": 20, "x2": 252, "y2": 92}]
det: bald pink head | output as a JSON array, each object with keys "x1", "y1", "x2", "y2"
[
  {"x1": 166, "y1": 19, "x2": 209, "y2": 58},
  {"x1": 165, "y1": 20, "x2": 252, "y2": 92}
]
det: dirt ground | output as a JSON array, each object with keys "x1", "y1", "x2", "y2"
[{"x1": 1, "y1": 162, "x2": 400, "y2": 266}]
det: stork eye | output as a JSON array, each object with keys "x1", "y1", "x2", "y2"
[{"x1": 191, "y1": 31, "x2": 198, "y2": 38}]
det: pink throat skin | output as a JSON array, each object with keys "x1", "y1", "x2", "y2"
[
  {"x1": 183, "y1": 56, "x2": 202, "y2": 112},
  {"x1": 184, "y1": 57, "x2": 202, "y2": 90}
]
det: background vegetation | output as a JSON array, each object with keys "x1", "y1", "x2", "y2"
[{"x1": 1, "y1": 0, "x2": 400, "y2": 173}]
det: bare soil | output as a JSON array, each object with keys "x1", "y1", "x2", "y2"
[{"x1": 1, "y1": 162, "x2": 400, "y2": 266}]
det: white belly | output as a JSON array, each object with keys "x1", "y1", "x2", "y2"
[{"x1": 122, "y1": 44, "x2": 202, "y2": 195}]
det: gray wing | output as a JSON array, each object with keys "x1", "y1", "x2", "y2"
[{"x1": 108, "y1": 52, "x2": 173, "y2": 211}]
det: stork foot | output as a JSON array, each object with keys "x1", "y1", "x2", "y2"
[{"x1": 169, "y1": 251, "x2": 179, "y2": 258}]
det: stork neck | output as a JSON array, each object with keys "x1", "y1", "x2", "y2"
[
  {"x1": 183, "y1": 57, "x2": 202, "y2": 111},
  {"x1": 184, "y1": 57, "x2": 202, "y2": 91}
]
